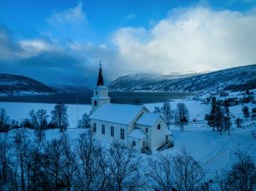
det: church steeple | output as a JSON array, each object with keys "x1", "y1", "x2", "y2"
[
  {"x1": 91, "y1": 61, "x2": 110, "y2": 112},
  {"x1": 97, "y1": 62, "x2": 104, "y2": 86}
]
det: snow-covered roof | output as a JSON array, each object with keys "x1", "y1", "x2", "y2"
[
  {"x1": 136, "y1": 113, "x2": 160, "y2": 126},
  {"x1": 129, "y1": 128, "x2": 147, "y2": 139},
  {"x1": 90, "y1": 103, "x2": 147, "y2": 125}
]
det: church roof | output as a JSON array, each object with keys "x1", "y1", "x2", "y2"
[
  {"x1": 136, "y1": 113, "x2": 161, "y2": 126},
  {"x1": 129, "y1": 128, "x2": 147, "y2": 140},
  {"x1": 90, "y1": 103, "x2": 148, "y2": 125}
]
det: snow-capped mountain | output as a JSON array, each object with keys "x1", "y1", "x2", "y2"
[
  {"x1": 109, "y1": 64, "x2": 256, "y2": 92},
  {"x1": 0, "y1": 73, "x2": 57, "y2": 96}
]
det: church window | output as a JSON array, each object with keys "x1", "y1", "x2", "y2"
[
  {"x1": 157, "y1": 124, "x2": 161, "y2": 130},
  {"x1": 146, "y1": 128, "x2": 148, "y2": 133},
  {"x1": 111, "y1": 126, "x2": 114, "y2": 137},
  {"x1": 93, "y1": 123, "x2": 97, "y2": 132},
  {"x1": 94, "y1": 101, "x2": 97, "y2": 106},
  {"x1": 102, "y1": 125, "x2": 105, "y2": 134},
  {"x1": 120, "y1": 128, "x2": 125, "y2": 140},
  {"x1": 132, "y1": 141, "x2": 136, "y2": 147},
  {"x1": 95, "y1": 91, "x2": 98, "y2": 95}
]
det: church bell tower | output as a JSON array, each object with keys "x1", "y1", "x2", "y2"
[{"x1": 91, "y1": 62, "x2": 110, "y2": 112}]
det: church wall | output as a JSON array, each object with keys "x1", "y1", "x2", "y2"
[
  {"x1": 135, "y1": 124, "x2": 152, "y2": 149},
  {"x1": 90, "y1": 119, "x2": 129, "y2": 144},
  {"x1": 128, "y1": 107, "x2": 149, "y2": 133},
  {"x1": 150, "y1": 118, "x2": 168, "y2": 150}
]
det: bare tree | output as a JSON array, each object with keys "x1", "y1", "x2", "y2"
[
  {"x1": 12, "y1": 129, "x2": 31, "y2": 191},
  {"x1": 29, "y1": 109, "x2": 48, "y2": 141},
  {"x1": 0, "y1": 108, "x2": 10, "y2": 132},
  {"x1": 42, "y1": 138, "x2": 64, "y2": 190},
  {"x1": 73, "y1": 133, "x2": 109, "y2": 191},
  {"x1": 251, "y1": 108, "x2": 256, "y2": 119},
  {"x1": 175, "y1": 103, "x2": 189, "y2": 131},
  {"x1": 218, "y1": 153, "x2": 256, "y2": 191},
  {"x1": 78, "y1": 113, "x2": 90, "y2": 128},
  {"x1": 172, "y1": 149, "x2": 205, "y2": 191},
  {"x1": 161, "y1": 102, "x2": 174, "y2": 129},
  {"x1": 0, "y1": 133, "x2": 14, "y2": 190},
  {"x1": 28, "y1": 132, "x2": 47, "y2": 191},
  {"x1": 146, "y1": 154, "x2": 174, "y2": 191},
  {"x1": 153, "y1": 106, "x2": 161, "y2": 114},
  {"x1": 51, "y1": 103, "x2": 69, "y2": 132},
  {"x1": 108, "y1": 141, "x2": 144, "y2": 191},
  {"x1": 242, "y1": 106, "x2": 250, "y2": 118},
  {"x1": 235, "y1": 117, "x2": 242, "y2": 128},
  {"x1": 59, "y1": 133, "x2": 76, "y2": 191}
]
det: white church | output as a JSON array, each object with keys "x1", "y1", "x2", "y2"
[{"x1": 90, "y1": 65, "x2": 172, "y2": 152}]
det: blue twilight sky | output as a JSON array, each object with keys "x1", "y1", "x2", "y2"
[{"x1": 0, "y1": 0, "x2": 256, "y2": 87}]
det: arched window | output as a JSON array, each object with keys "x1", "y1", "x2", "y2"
[
  {"x1": 94, "y1": 101, "x2": 97, "y2": 106},
  {"x1": 111, "y1": 126, "x2": 114, "y2": 137},
  {"x1": 157, "y1": 124, "x2": 161, "y2": 130},
  {"x1": 95, "y1": 91, "x2": 98, "y2": 95},
  {"x1": 120, "y1": 128, "x2": 125, "y2": 140}
]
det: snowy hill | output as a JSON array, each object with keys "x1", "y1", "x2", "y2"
[
  {"x1": 0, "y1": 73, "x2": 57, "y2": 96},
  {"x1": 109, "y1": 64, "x2": 256, "y2": 92}
]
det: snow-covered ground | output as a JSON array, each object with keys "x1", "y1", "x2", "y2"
[
  {"x1": 168, "y1": 127, "x2": 256, "y2": 177},
  {"x1": 1, "y1": 96, "x2": 256, "y2": 178}
]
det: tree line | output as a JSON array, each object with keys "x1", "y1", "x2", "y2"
[
  {"x1": 0, "y1": 129, "x2": 255, "y2": 191},
  {"x1": 206, "y1": 96, "x2": 256, "y2": 135},
  {"x1": 154, "y1": 102, "x2": 190, "y2": 131},
  {"x1": 0, "y1": 103, "x2": 91, "y2": 133}
]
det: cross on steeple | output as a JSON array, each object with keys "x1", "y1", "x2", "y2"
[{"x1": 97, "y1": 61, "x2": 104, "y2": 86}]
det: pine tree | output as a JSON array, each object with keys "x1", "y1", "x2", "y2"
[
  {"x1": 207, "y1": 97, "x2": 218, "y2": 131},
  {"x1": 215, "y1": 101, "x2": 224, "y2": 135}
]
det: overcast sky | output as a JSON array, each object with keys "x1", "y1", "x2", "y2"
[{"x1": 0, "y1": 0, "x2": 256, "y2": 87}]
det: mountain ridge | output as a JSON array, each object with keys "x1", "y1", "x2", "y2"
[
  {"x1": 109, "y1": 64, "x2": 256, "y2": 92},
  {"x1": 0, "y1": 73, "x2": 57, "y2": 96}
]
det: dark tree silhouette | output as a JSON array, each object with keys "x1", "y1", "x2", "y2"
[
  {"x1": 0, "y1": 108, "x2": 10, "y2": 132},
  {"x1": 218, "y1": 153, "x2": 256, "y2": 191},
  {"x1": 175, "y1": 103, "x2": 189, "y2": 131},
  {"x1": 78, "y1": 113, "x2": 90, "y2": 128},
  {"x1": 161, "y1": 102, "x2": 174, "y2": 129},
  {"x1": 108, "y1": 141, "x2": 144, "y2": 191},
  {"x1": 235, "y1": 117, "x2": 243, "y2": 128},
  {"x1": 51, "y1": 103, "x2": 69, "y2": 132},
  {"x1": 242, "y1": 106, "x2": 250, "y2": 118}
]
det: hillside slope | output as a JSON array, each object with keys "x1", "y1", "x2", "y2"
[
  {"x1": 0, "y1": 73, "x2": 56, "y2": 96},
  {"x1": 109, "y1": 64, "x2": 256, "y2": 92}
]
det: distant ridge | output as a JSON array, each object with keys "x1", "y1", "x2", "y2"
[
  {"x1": 109, "y1": 64, "x2": 256, "y2": 92},
  {"x1": 0, "y1": 73, "x2": 57, "y2": 96}
]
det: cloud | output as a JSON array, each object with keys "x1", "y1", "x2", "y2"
[
  {"x1": 2, "y1": 5, "x2": 256, "y2": 88},
  {"x1": 0, "y1": 28, "x2": 22, "y2": 61},
  {"x1": 112, "y1": 7, "x2": 256, "y2": 74},
  {"x1": 47, "y1": 2, "x2": 87, "y2": 26},
  {"x1": 43, "y1": 2, "x2": 88, "y2": 42},
  {"x1": 0, "y1": 25, "x2": 98, "y2": 87}
]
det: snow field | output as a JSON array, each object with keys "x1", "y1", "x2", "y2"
[{"x1": 1, "y1": 97, "x2": 256, "y2": 179}]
